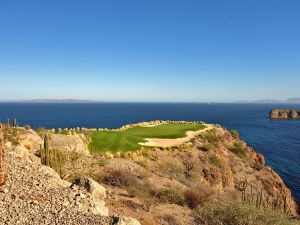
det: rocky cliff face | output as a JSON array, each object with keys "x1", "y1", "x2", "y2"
[{"x1": 270, "y1": 109, "x2": 300, "y2": 120}]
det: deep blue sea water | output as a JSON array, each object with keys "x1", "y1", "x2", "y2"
[{"x1": 0, "y1": 103, "x2": 299, "y2": 204}]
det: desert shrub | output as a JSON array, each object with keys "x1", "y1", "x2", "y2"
[
  {"x1": 159, "y1": 160, "x2": 185, "y2": 175},
  {"x1": 102, "y1": 169, "x2": 138, "y2": 187},
  {"x1": 156, "y1": 187, "x2": 185, "y2": 205},
  {"x1": 200, "y1": 143, "x2": 214, "y2": 151},
  {"x1": 161, "y1": 214, "x2": 181, "y2": 225},
  {"x1": 229, "y1": 146, "x2": 247, "y2": 157},
  {"x1": 24, "y1": 124, "x2": 31, "y2": 130},
  {"x1": 136, "y1": 168, "x2": 152, "y2": 180},
  {"x1": 193, "y1": 203, "x2": 294, "y2": 225},
  {"x1": 96, "y1": 157, "x2": 108, "y2": 166},
  {"x1": 185, "y1": 186, "x2": 212, "y2": 209},
  {"x1": 3, "y1": 127, "x2": 20, "y2": 146},
  {"x1": 209, "y1": 155, "x2": 221, "y2": 168},
  {"x1": 35, "y1": 127, "x2": 47, "y2": 134},
  {"x1": 202, "y1": 130, "x2": 220, "y2": 147},
  {"x1": 135, "y1": 158, "x2": 149, "y2": 168},
  {"x1": 230, "y1": 130, "x2": 240, "y2": 139},
  {"x1": 234, "y1": 140, "x2": 244, "y2": 147},
  {"x1": 185, "y1": 170, "x2": 201, "y2": 184}
]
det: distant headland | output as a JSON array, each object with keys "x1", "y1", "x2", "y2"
[{"x1": 31, "y1": 99, "x2": 100, "y2": 103}]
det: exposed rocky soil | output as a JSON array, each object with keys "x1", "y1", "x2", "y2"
[
  {"x1": 0, "y1": 128, "x2": 141, "y2": 225},
  {"x1": 0, "y1": 143, "x2": 112, "y2": 224}
]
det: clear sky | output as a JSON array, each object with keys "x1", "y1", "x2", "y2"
[{"x1": 0, "y1": 0, "x2": 299, "y2": 102}]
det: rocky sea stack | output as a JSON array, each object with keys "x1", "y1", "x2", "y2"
[{"x1": 270, "y1": 109, "x2": 300, "y2": 120}]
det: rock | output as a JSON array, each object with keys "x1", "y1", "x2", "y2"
[
  {"x1": 71, "y1": 177, "x2": 107, "y2": 199},
  {"x1": 269, "y1": 109, "x2": 300, "y2": 120},
  {"x1": 112, "y1": 216, "x2": 141, "y2": 225},
  {"x1": 71, "y1": 177, "x2": 109, "y2": 216},
  {"x1": 89, "y1": 199, "x2": 109, "y2": 216}
]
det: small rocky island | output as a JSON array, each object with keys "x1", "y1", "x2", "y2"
[{"x1": 270, "y1": 109, "x2": 300, "y2": 120}]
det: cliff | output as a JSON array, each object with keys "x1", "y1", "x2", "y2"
[
  {"x1": 270, "y1": 109, "x2": 300, "y2": 120},
  {"x1": 0, "y1": 123, "x2": 298, "y2": 224}
]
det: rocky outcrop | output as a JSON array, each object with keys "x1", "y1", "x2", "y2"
[
  {"x1": 270, "y1": 109, "x2": 300, "y2": 120},
  {"x1": 112, "y1": 216, "x2": 141, "y2": 225},
  {"x1": 70, "y1": 176, "x2": 109, "y2": 216}
]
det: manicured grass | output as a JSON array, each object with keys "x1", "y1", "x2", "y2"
[{"x1": 89, "y1": 123, "x2": 205, "y2": 152}]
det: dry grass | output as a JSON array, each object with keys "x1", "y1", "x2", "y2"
[
  {"x1": 102, "y1": 169, "x2": 138, "y2": 187},
  {"x1": 161, "y1": 214, "x2": 182, "y2": 225},
  {"x1": 184, "y1": 185, "x2": 213, "y2": 209},
  {"x1": 193, "y1": 203, "x2": 295, "y2": 225}
]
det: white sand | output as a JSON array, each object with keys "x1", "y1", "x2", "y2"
[{"x1": 139, "y1": 124, "x2": 215, "y2": 147}]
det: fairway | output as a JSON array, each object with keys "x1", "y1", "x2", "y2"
[{"x1": 89, "y1": 123, "x2": 206, "y2": 152}]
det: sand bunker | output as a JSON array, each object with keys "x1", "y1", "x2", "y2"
[{"x1": 139, "y1": 124, "x2": 215, "y2": 147}]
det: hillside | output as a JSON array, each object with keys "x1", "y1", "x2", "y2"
[{"x1": 0, "y1": 121, "x2": 299, "y2": 225}]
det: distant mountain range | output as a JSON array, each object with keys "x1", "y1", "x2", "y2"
[
  {"x1": 236, "y1": 98, "x2": 300, "y2": 104},
  {"x1": 31, "y1": 99, "x2": 100, "y2": 103}
]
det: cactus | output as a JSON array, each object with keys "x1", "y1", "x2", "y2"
[
  {"x1": 44, "y1": 134, "x2": 49, "y2": 166},
  {"x1": 13, "y1": 118, "x2": 17, "y2": 127},
  {"x1": 0, "y1": 124, "x2": 5, "y2": 186},
  {"x1": 6, "y1": 118, "x2": 10, "y2": 128}
]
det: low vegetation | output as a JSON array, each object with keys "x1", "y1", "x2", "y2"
[
  {"x1": 102, "y1": 168, "x2": 138, "y2": 187},
  {"x1": 230, "y1": 130, "x2": 240, "y2": 139},
  {"x1": 209, "y1": 154, "x2": 222, "y2": 168},
  {"x1": 229, "y1": 140, "x2": 247, "y2": 157},
  {"x1": 201, "y1": 130, "x2": 220, "y2": 151},
  {"x1": 193, "y1": 203, "x2": 295, "y2": 225},
  {"x1": 185, "y1": 184, "x2": 213, "y2": 209}
]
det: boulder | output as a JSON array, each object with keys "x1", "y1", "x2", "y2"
[
  {"x1": 112, "y1": 216, "x2": 141, "y2": 225},
  {"x1": 71, "y1": 176, "x2": 106, "y2": 199},
  {"x1": 70, "y1": 177, "x2": 109, "y2": 216}
]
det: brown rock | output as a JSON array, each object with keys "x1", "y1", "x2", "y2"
[{"x1": 270, "y1": 109, "x2": 300, "y2": 120}]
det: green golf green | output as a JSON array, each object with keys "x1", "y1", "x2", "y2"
[{"x1": 89, "y1": 123, "x2": 206, "y2": 152}]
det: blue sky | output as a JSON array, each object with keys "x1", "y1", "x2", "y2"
[{"x1": 0, "y1": 0, "x2": 299, "y2": 102}]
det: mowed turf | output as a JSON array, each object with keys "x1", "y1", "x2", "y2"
[{"x1": 89, "y1": 123, "x2": 206, "y2": 152}]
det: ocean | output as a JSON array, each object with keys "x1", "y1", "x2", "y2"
[{"x1": 0, "y1": 102, "x2": 299, "y2": 204}]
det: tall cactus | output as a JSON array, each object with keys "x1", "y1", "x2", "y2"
[
  {"x1": 12, "y1": 118, "x2": 18, "y2": 128},
  {"x1": 44, "y1": 134, "x2": 49, "y2": 166},
  {"x1": 6, "y1": 118, "x2": 10, "y2": 128},
  {"x1": 0, "y1": 123, "x2": 5, "y2": 186}
]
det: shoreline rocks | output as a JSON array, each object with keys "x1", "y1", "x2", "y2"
[{"x1": 269, "y1": 109, "x2": 300, "y2": 120}]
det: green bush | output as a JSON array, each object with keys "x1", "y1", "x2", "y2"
[
  {"x1": 201, "y1": 143, "x2": 214, "y2": 151},
  {"x1": 156, "y1": 187, "x2": 185, "y2": 205},
  {"x1": 230, "y1": 130, "x2": 240, "y2": 139},
  {"x1": 35, "y1": 127, "x2": 47, "y2": 134},
  {"x1": 24, "y1": 124, "x2": 31, "y2": 130},
  {"x1": 193, "y1": 203, "x2": 295, "y2": 225},
  {"x1": 209, "y1": 155, "x2": 221, "y2": 168},
  {"x1": 229, "y1": 146, "x2": 247, "y2": 157},
  {"x1": 202, "y1": 130, "x2": 220, "y2": 147}
]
